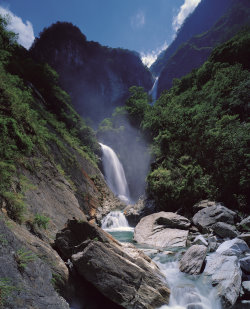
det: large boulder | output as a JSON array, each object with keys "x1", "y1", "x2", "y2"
[
  {"x1": 179, "y1": 245, "x2": 207, "y2": 275},
  {"x1": 134, "y1": 212, "x2": 190, "y2": 248},
  {"x1": 238, "y1": 216, "x2": 250, "y2": 232},
  {"x1": 124, "y1": 199, "x2": 156, "y2": 227},
  {"x1": 216, "y1": 238, "x2": 249, "y2": 257},
  {"x1": 212, "y1": 222, "x2": 238, "y2": 239},
  {"x1": 204, "y1": 253, "x2": 242, "y2": 307},
  {"x1": 192, "y1": 204, "x2": 237, "y2": 233},
  {"x1": 238, "y1": 233, "x2": 250, "y2": 247},
  {"x1": 56, "y1": 220, "x2": 170, "y2": 309}
]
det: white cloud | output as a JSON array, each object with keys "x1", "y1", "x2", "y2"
[
  {"x1": 131, "y1": 11, "x2": 145, "y2": 29},
  {"x1": 172, "y1": 0, "x2": 201, "y2": 33},
  {"x1": 140, "y1": 41, "x2": 168, "y2": 68},
  {"x1": 0, "y1": 6, "x2": 35, "y2": 49}
]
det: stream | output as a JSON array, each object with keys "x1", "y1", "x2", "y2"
[{"x1": 100, "y1": 142, "x2": 222, "y2": 309}]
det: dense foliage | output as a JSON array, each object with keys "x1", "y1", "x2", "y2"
[
  {"x1": 126, "y1": 30, "x2": 250, "y2": 213},
  {"x1": 0, "y1": 17, "x2": 99, "y2": 222}
]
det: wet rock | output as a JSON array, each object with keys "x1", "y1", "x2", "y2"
[
  {"x1": 134, "y1": 212, "x2": 190, "y2": 248},
  {"x1": 192, "y1": 205, "x2": 237, "y2": 233},
  {"x1": 238, "y1": 217, "x2": 250, "y2": 232},
  {"x1": 56, "y1": 220, "x2": 170, "y2": 309},
  {"x1": 212, "y1": 222, "x2": 239, "y2": 239},
  {"x1": 179, "y1": 245, "x2": 207, "y2": 275},
  {"x1": 240, "y1": 256, "x2": 250, "y2": 274},
  {"x1": 124, "y1": 198, "x2": 156, "y2": 227},
  {"x1": 192, "y1": 235, "x2": 208, "y2": 247},
  {"x1": 216, "y1": 238, "x2": 249, "y2": 257},
  {"x1": 204, "y1": 253, "x2": 242, "y2": 307}
]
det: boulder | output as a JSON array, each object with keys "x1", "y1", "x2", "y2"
[
  {"x1": 192, "y1": 205, "x2": 237, "y2": 233},
  {"x1": 207, "y1": 235, "x2": 219, "y2": 252},
  {"x1": 240, "y1": 256, "x2": 250, "y2": 274},
  {"x1": 216, "y1": 238, "x2": 249, "y2": 257},
  {"x1": 134, "y1": 212, "x2": 190, "y2": 248},
  {"x1": 204, "y1": 253, "x2": 242, "y2": 307},
  {"x1": 179, "y1": 245, "x2": 207, "y2": 275},
  {"x1": 238, "y1": 233, "x2": 250, "y2": 247},
  {"x1": 124, "y1": 198, "x2": 156, "y2": 227},
  {"x1": 242, "y1": 281, "x2": 250, "y2": 297},
  {"x1": 56, "y1": 220, "x2": 170, "y2": 309},
  {"x1": 212, "y1": 222, "x2": 239, "y2": 239},
  {"x1": 193, "y1": 200, "x2": 218, "y2": 213},
  {"x1": 238, "y1": 217, "x2": 250, "y2": 232},
  {"x1": 192, "y1": 235, "x2": 208, "y2": 247}
]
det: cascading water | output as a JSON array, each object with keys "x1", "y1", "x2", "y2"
[
  {"x1": 99, "y1": 143, "x2": 130, "y2": 204},
  {"x1": 149, "y1": 76, "x2": 159, "y2": 104}
]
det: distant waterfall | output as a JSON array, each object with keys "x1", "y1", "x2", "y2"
[
  {"x1": 99, "y1": 143, "x2": 130, "y2": 204},
  {"x1": 149, "y1": 76, "x2": 159, "y2": 104}
]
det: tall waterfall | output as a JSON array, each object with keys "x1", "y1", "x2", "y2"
[
  {"x1": 149, "y1": 76, "x2": 159, "y2": 104},
  {"x1": 99, "y1": 143, "x2": 130, "y2": 204}
]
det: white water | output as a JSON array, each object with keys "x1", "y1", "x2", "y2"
[
  {"x1": 154, "y1": 253, "x2": 221, "y2": 309},
  {"x1": 149, "y1": 76, "x2": 159, "y2": 104},
  {"x1": 99, "y1": 143, "x2": 130, "y2": 203},
  {"x1": 101, "y1": 211, "x2": 133, "y2": 232}
]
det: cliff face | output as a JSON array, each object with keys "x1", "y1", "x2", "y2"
[
  {"x1": 0, "y1": 21, "x2": 124, "y2": 307},
  {"x1": 30, "y1": 22, "x2": 153, "y2": 126},
  {"x1": 152, "y1": 0, "x2": 250, "y2": 97}
]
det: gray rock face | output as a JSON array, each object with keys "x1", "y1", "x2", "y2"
[
  {"x1": 212, "y1": 222, "x2": 239, "y2": 239},
  {"x1": 240, "y1": 256, "x2": 250, "y2": 274},
  {"x1": 0, "y1": 219, "x2": 69, "y2": 309},
  {"x1": 179, "y1": 245, "x2": 207, "y2": 275},
  {"x1": 204, "y1": 253, "x2": 242, "y2": 307},
  {"x1": 192, "y1": 205, "x2": 237, "y2": 233},
  {"x1": 238, "y1": 217, "x2": 250, "y2": 232},
  {"x1": 134, "y1": 212, "x2": 190, "y2": 248},
  {"x1": 216, "y1": 238, "x2": 249, "y2": 257},
  {"x1": 56, "y1": 220, "x2": 170, "y2": 309},
  {"x1": 124, "y1": 198, "x2": 156, "y2": 227}
]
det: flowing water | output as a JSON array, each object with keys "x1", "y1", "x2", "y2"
[
  {"x1": 100, "y1": 142, "x2": 222, "y2": 309},
  {"x1": 149, "y1": 76, "x2": 159, "y2": 104},
  {"x1": 99, "y1": 143, "x2": 130, "y2": 204}
]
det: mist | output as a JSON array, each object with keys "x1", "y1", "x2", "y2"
[{"x1": 97, "y1": 112, "x2": 151, "y2": 203}]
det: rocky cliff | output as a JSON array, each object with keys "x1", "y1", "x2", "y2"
[{"x1": 30, "y1": 22, "x2": 153, "y2": 126}]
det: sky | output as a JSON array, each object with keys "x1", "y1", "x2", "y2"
[{"x1": 0, "y1": 0, "x2": 201, "y2": 67}]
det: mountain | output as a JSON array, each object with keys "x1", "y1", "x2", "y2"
[
  {"x1": 152, "y1": 0, "x2": 250, "y2": 98},
  {"x1": 30, "y1": 22, "x2": 153, "y2": 126}
]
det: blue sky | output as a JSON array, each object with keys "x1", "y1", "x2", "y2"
[{"x1": 0, "y1": 0, "x2": 201, "y2": 66}]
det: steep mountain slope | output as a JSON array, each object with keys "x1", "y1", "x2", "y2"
[
  {"x1": 153, "y1": 0, "x2": 250, "y2": 97},
  {"x1": 0, "y1": 17, "x2": 123, "y2": 308},
  {"x1": 30, "y1": 22, "x2": 153, "y2": 126},
  {"x1": 151, "y1": 0, "x2": 233, "y2": 76}
]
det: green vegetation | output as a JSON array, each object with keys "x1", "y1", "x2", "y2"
[
  {"x1": 34, "y1": 214, "x2": 50, "y2": 229},
  {"x1": 0, "y1": 16, "x2": 100, "y2": 224},
  {"x1": 0, "y1": 278, "x2": 17, "y2": 307},
  {"x1": 15, "y1": 248, "x2": 37, "y2": 271},
  {"x1": 125, "y1": 30, "x2": 250, "y2": 213},
  {"x1": 51, "y1": 273, "x2": 64, "y2": 292}
]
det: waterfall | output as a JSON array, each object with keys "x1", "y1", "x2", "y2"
[
  {"x1": 149, "y1": 76, "x2": 159, "y2": 104},
  {"x1": 101, "y1": 211, "x2": 133, "y2": 232},
  {"x1": 99, "y1": 143, "x2": 130, "y2": 204}
]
